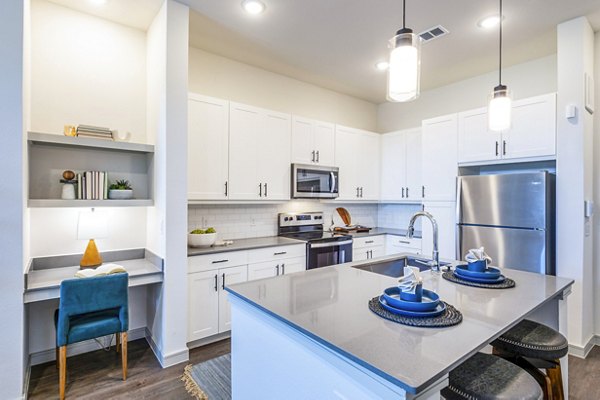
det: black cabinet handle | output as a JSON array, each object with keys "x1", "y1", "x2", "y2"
[
  {"x1": 402, "y1": 187, "x2": 405, "y2": 198},
  {"x1": 275, "y1": 264, "x2": 280, "y2": 275},
  {"x1": 225, "y1": 181, "x2": 228, "y2": 196},
  {"x1": 406, "y1": 187, "x2": 409, "y2": 198},
  {"x1": 259, "y1": 183, "x2": 262, "y2": 197},
  {"x1": 212, "y1": 259, "x2": 229, "y2": 264},
  {"x1": 264, "y1": 182, "x2": 268, "y2": 197},
  {"x1": 365, "y1": 240, "x2": 374, "y2": 244},
  {"x1": 360, "y1": 187, "x2": 364, "y2": 198},
  {"x1": 222, "y1": 273, "x2": 225, "y2": 289},
  {"x1": 422, "y1": 185, "x2": 425, "y2": 198},
  {"x1": 398, "y1": 240, "x2": 410, "y2": 244},
  {"x1": 274, "y1": 251, "x2": 287, "y2": 255},
  {"x1": 503, "y1": 140, "x2": 507, "y2": 155},
  {"x1": 312, "y1": 150, "x2": 315, "y2": 162},
  {"x1": 214, "y1": 274, "x2": 218, "y2": 292},
  {"x1": 281, "y1": 263, "x2": 286, "y2": 275},
  {"x1": 316, "y1": 151, "x2": 320, "y2": 163},
  {"x1": 495, "y1": 141, "x2": 499, "y2": 156}
]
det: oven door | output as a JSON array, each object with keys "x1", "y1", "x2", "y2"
[
  {"x1": 292, "y1": 164, "x2": 339, "y2": 199},
  {"x1": 307, "y1": 239, "x2": 353, "y2": 269}
]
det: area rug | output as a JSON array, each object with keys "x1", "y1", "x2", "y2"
[{"x1": 181, "y1": 354, "x2": 231, "y2": 400}]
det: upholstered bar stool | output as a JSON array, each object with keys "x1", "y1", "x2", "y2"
[
  {"x1": 441, "y1": 353, "x2": 543, "y2": 400},
  {"x1": 491, "y1": 319, "x2": 569, "y2": 400}
]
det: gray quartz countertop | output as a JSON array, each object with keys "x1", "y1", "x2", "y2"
[
  {"x1": 226, "y1": 254, "x2": 573, "y2": 394},
  {"x1": 347, "y1": 227, "x2": 422, "y2": 239},
  {"x1": 188, "y1": 236, "x2": 305, "y2": 256}
]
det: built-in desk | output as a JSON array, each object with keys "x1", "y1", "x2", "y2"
[{"x1": 24, "y1": 248, "x2": 164, "y2": 303}]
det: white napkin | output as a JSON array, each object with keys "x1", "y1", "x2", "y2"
[
  {"x1": 398, "y1": 266, "x2": 423, "y2": 293},
  {"x1": 465, "y1": 247, "x2": 493, "y2": 263}
]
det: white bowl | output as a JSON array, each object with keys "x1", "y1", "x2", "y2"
[{"x1": 188, "y1": 232, "x2": 217, "y2": 247}]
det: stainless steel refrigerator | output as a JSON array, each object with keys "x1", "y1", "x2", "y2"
[{"x1": 456, "y1": 172, "x2": 555, "y2": 275}]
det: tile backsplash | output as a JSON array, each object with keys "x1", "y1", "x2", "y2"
[{"x1": 188, "y1": 201, "x2": 422, "y2": 240}]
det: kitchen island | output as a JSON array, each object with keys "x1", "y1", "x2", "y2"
[{"x1": 226, "y1": 254, "x2": 573, "y2": 399}]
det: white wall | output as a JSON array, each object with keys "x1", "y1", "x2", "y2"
[
  {"x1": 593, "y1": 31, "x2": 600, "y2": 336},
  {"x1": 378, "y1": 55, "x2": 557, "y2": 132},
  {"x1": 556, "y1": 17, "x2": 595, "y2": 353},
  {"x1": 188, "y1": 47, "x2": 378, "y2": 132},
  {"x1": 30, "y1": 0, "x2": 147, "y2": 143},
  {"x1": 0, "y1": 1, "x2": 25, "y2": 397}
]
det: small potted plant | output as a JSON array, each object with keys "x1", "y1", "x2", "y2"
[{"x1": 108, "y1": 179, "x2": 133, "y2": 200}]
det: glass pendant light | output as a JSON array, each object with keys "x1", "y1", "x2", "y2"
[
  {"x1": 387, "y1": 0, "x2": 420, "y2": 102},
  {"x1": 488, "y1": 0, "x2": 511, "y2": 131}
]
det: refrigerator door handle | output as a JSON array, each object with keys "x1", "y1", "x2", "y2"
[{"x1": 455, "y1": 177, "x2": 463, "y2": 260}]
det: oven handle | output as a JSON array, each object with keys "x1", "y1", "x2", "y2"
[
  {"x1": 330, "y1": 172, "x2": 337, "y2": 193},
  {"x1": 309, "y1": 239, "x2": 353, "y2": 249}
]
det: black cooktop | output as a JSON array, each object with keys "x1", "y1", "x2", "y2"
[{"x1": 280, "y1": 231, "x2": 352, "y2": 242}]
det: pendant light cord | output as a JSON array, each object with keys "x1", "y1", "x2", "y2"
[
  {"x1": 402, "y1": 0, "x2": 406, "y2": 29},
  {"x1": 498, "y1": 0, "x2": 503, "y2": 85}
]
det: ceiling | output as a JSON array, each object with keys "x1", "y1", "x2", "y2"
[{"x1": 48, "y1": 0, "x2": 600, "y2": 104}]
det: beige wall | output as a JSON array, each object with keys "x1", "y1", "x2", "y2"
[
  {"x1": 188, "y1": 46, "x2": 378, "y2": 132},
  {"x1": 378, "y1": 55, "x2": 557, "y2": 132}
]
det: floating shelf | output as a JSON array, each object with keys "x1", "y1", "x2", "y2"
[
  {"x1": 28, "y1": 199, "x2": 154, "y2": 208},
  {"x1": 28, "y1": 132, "x2": 154, "y2": 154}
]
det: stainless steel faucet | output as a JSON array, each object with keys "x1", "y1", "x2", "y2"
[{"x1": 407, "y1": 211, "x2": 440, "y2": 272}]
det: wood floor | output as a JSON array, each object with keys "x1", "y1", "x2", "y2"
[{"x1": 28, "y1": 338, "x2": 600, "y2": 399}]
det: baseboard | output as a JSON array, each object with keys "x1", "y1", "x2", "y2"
[
  {"x1": 187, "y1": 332, "x2": 230, "y2": 350},
  {"x1": 144, "y1": 327, "x2": 189, "y2": 368},
  {"x1": 22, "y1": 362, "x2": 31, "y2": 400},
  {"x1": 28, "y1": 327, "x2": 147, "y2": 366},
  {"x1": 569, "y1": 334, "x2": 598, "y2": 359}
]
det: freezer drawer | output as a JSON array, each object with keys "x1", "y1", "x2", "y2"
[
  {"x1": 458, "y1": 225, "x2": 552, "y2": 275},
  {"x1": 457, "y1": 172, "x2": 553, "y2": 229}
]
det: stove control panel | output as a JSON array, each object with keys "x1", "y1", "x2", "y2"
[{"x1": 278, "y1": 212, "x2": 324, "y2": 227}]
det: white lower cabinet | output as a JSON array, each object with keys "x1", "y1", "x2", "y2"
[
  {"x1": 384, "y1": 235, "x2": 422, "y2": 255},
  {"x1": 188, "y1": 265, "x2": 248, "y2": 342},
  {"x1": 421, "y1": 202, "x2": 457, "y2": 260},
  {"x1": 353, "y1": 235, "x2": 385, "y2": 261},
  {"x1": 248, "y1": 256, "x2": 305, "y2": 279}
]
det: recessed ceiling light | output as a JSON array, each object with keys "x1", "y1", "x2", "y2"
[
  {"x1": 242, "y1": 0, "x2": 266, "y2": 15},
  {"x1": 478, "y1": 15, "x2": 502, "y2": 29},
  {"x1": 375, "y1": 61, "x2": 389, "y2": 71},
  {"x1": 89, "y1": 0, "x2": 108, "y2": 6}
]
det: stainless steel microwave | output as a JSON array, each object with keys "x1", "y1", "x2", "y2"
[{"x1": 291, "y1": 164, "x2": 339, "y2": 199}]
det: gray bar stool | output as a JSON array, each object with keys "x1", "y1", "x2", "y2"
[
  {"x1": 491, "y1": 319, "x2": 569, "y2": 400},
  {"x1": 441, "y1": 352, "x2": 543, "y2": 400}
]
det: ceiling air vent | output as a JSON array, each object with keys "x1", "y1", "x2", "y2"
[{"x1": 418, "y1": 25, "x2": 449, "y2": 43}]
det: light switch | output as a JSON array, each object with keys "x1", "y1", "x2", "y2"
[
  {"x1": 565, "y1": 104, "x2": 577, "y2": 120},
  {"x1": 584, "y1": 200, "x2": 594, "y2": 218}
]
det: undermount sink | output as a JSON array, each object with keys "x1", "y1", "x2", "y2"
[{"x1": 351, "y1": 255, "x2": 450, "y2": 278}]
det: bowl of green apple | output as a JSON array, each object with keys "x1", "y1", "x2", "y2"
[{"x1": 188, "y1": 227, "x2": 217, "y2": 247}]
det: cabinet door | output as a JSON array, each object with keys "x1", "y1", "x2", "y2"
[
  {"x1": 188, "y1": 270, "x2": 219, "y2": 342},
  {"x1": 258, "y1": 110, "x2": 291, "y2": 200},
  {"x1": 229, "y1": 102, "x2": 260, "y2": 200},
  {"x1": 404, "y1": 128, "x2": 422, "y2": 201},
  {"x1": 218, "y1": 265, "x2": 248, "y2": 333},
  {"x1": 248, "y1": 260, "x2": 280, "y2": 281},
  {"x1": 502, "y1": 93, "x2": 556, "y2": 160},
  {"x1": 370, "y1": 246, "x2": 385, "y2": 259},
  {"x1": 421, "y1": 202, "x2": 457, "y2": 260},
  {"x1": 353, "y1": 248, "x2": 370, "y2": 262},
  {"x1": 291, "y1": 116, "x2": 315, "y2": 164},
  {"x1": 281, "y1": 256, "x2": 306, "y2": 275},
  {"x1": 314, "y1": 121, "x2": 335, "y2": 165},
  {"x1": 380, "y1": 132, "x2": 407, "y2": 201},
  {"x1": 358, "y1": 132, "x2": 381, "y2": 201},
  {"x1": 188, "y1": 95, "x2": 229, "y2": 200},
  {"x1": 335, "y1": 126, "x2": 360, "y2": 200},
  {"x1": 457, "y1": 108, "x2": 501, "y2": 164},
  {"x1": 421, "y1": 114, "x2": 458, "y2": 201}
]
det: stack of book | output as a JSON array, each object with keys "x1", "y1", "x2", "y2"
[
  {"x1": 76, "y1": 125, "x2": 113, "y2": 140},
  {"x1": 76, "y1": 171, "x2": 108, "y2": 200}
]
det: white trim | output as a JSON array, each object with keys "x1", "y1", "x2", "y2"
[
  {"x1": 144, "y1": 327, "x2": 189, "y2": 368},
  {"x1": 28, "y1": 327, "x2": 146, "y2": 366},
  {"x1": 569, "y1": 334, "x2": 598, "y2": 359},
  {"x1": 187, "y1": 331, "x2": 230, "y2": 350}
]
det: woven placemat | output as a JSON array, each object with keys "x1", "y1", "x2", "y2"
[
  {"x1": 442, "y1": 271, "x2": 516, "y2": 289},
  {"x1": 368, "y1": 297, "x2": 462, "y2": 328}
]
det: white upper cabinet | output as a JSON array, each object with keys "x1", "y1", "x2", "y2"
[
  {"x1": 229, "y1": 102, "x2": 291, "y2": 200},
  {"x1": 421, "y1": 114, "x2": 458, "y2": 202},
  {"x1": 335, "y1": 125, "x2": 380, "y2": 201},
  {"x1": 380, "y1": 128, "x2": 422, "y2": 201},
  {"x1": 502, "y1": 93, "x2": 556, "y2": 160},
  {"x1": 188, "y1": 94, "x2": 230, "y2": 200},
  {"x1": 457, "y1": 93, "x2": 556, "y2": 164},
  {"x1": 291, "y1": 116, "x2": 335, "y2": 166}
]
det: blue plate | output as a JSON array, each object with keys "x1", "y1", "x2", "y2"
[
  {"x1": 455, "y1": 265, "x2": 501, "y2": 280},
  {"x1": 379, "y1": 295, "x2": 446, "y2": 318},
  {"x1": 453, "y1": 272, "x2": 506, "y2": 284},
  {"x1": 383, "y1": 287, "x2": 440, "y2": 312}
]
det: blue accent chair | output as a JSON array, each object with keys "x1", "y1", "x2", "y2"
[{"x1": 54, "y1": 273, "x2": 129, "y2": 400}]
